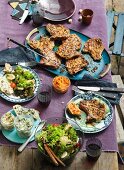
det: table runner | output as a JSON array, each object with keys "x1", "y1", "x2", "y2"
[{"x1": 0, "y1": 0, "x2": 118, "y2": 152}]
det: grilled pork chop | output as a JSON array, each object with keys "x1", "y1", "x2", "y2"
[
  {"x1": 28, "y1": 36, "x2": 54, "y2": 55},
  {"x1": 46, "y1": 24, "x2": 70, "y2": 40},
  {"x1": 66, "y1": 54, "x2": 88, "y2": 75},
  {"x1": 56, "y1": 34, "x2": 82, "y2": 60},
  {"x1": 82, "y1": 38, "x2": 104, "y2": 61},
  {"x1": 40, "y1": 51, "x2": 61, "y2": 69},
  {"x1": 79, "y1": 99, "x2": 106, "y2": 123}
]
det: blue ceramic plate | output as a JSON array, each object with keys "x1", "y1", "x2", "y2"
[
  {"x1": 65, "y1": 93, "x2": 113, "y2": 133},
  {"x1": 2, "y1": 110, "x2": 41, "y2": 144},
  {"x1": 0, "y1": 66, "x2": 41, "y2": 103},
  {"x1": 26, "y1": 26, "x2": 110, "y2": 80}
]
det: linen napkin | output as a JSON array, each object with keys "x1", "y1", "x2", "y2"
[
  {"x1": 75, "y1": 74, "x2": 122, "y2": 105},
  {"x1": 8, "y1": 0, "x2": 32, "y2": 20},
  {"x1": 0, "y1": 46, "x2": 36, "y2": 70}
]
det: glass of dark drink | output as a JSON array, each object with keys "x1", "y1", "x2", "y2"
[
  {"x1": 37, "y1": 84, "x2": 52, "y2": 107},
  {"x1": 86, "y1": 138, "x2": 102, "y2": 161}
]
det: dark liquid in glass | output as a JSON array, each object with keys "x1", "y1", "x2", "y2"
[
  {"x1": 86, "y1": 144, "x2": 101, "y2": 161},
  {"x1": 32, "y1": 13, "x2": 44, "y2": 26},
  {"x1": 37, "y1": 91, "x2": 51, "y2": 106}
]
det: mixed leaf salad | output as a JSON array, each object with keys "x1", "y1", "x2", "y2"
[
  {"x1": 0, "y1": 63, "x2": 35, "y2": 98},
  {"x1": 35, "y1": 123, "x2": 81, "y2": 160}
]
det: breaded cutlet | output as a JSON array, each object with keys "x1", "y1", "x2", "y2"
[
  {"x1": 82, "y1": 38, "x2": 104, "y2": 61},
  {"x1": 46, "y1": 23, "x2": 70, "y2": 40},
  {"x1": 56, "y1": 34, "x2": 82, "y2": 60},
  {"x1": 66, "y1": 54, "x2": 88, "y2": 75}
]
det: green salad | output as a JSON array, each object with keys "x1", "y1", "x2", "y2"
[
  {"x1": 35, "y1": 123, "x2": 80, "y2": 159},
  {"x1": 5, "y1": 65, "x2": 35, "y2": 98}
]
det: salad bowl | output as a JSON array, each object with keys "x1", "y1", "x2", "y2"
[{"x1": 35, "y1": 117, "x2": 84, "y2": 166}]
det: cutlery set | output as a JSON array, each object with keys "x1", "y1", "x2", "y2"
[{"x1": 72, "y1": 85, "x2": 124, "y2": 99}]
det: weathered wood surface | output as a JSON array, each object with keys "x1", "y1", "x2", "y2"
[
  {"x1": 112, "y1": 75, "x2": 124, "y2": 170},
  {"x1": 112, "y1": 75, "x2": 124, "y2": 124},
  {"x1": 105, "y1": 0, "x2": 124, "y2": 76},
  {"x1": 0, "y1": 146, "x2": 119, "y2": 170}
]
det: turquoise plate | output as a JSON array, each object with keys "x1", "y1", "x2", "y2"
[
  {"x1": 26, "y1": 26, "x2": 111, "y2": 80},
  {"x1": 2, "y1": 110, "x2": 41, "y2": 144},
  {"x1": 65, "y1": 93, "x2": 113, "y2": 133},
  {"x1": 0, "y1": 66, "x2": 41, "y2": 103}
]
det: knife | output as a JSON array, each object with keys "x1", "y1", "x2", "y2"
[
  {"x1": 7, "y1": 38, "x2": 46, "y2": 59},
  {"x1": 19, "y1": 0, "x2": 32, "y2": 25},
  {"x1": 72, "y1": 86, "x2": 117, "y2": 99},
  {"x1": 77, "y1": 86, "x2": 124, "y2": 93},
  {"x1": 0, "y1": 61, "x2": 39, "y2": 67}
]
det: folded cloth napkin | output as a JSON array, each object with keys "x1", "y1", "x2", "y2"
[
  {"x1": 74, "y1": 74, "x2": 122, "y2": 105},
  {"x1": 0, "y1": 46, "x2": 36, "y2": 70},
  {"x1": 8, "y1": 0, "x2": 33, "y2": 21}
]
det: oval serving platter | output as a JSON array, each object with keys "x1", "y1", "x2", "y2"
[
  {"x1": 26, "y1": 26, "x2": 111, "y2": 80},
  {"x1": 2, "y1": 110, "x2": 41, "y2": 144},
  {"x1": 0, "y1": 66, "x2": 41, "y2": 103},
  {"x1": 65, "y1": 93, "x2": 113, "y2": 133}
]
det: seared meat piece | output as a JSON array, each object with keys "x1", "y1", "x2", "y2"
[
  {"x1": 82, "y1": 38, "x2": 104, "y2": 61},
  {"x1": 79, "y1": 99, "x2": 106, "y2": 123},
  {"x1": 56, "y1": 34, "x2": 82, "y2": 59},
  {"x1": 40, "y1": 51, "x2": 61, "y2": 69},
  {"x1": 46, "y1": 23, "x2": 70, "y2": 40},
  {"x1": 66, "y1": 54, "x2": 88, "y2": 75},
  {"x1": 28, "y1": 36, "x2": 54, "y2": 55}
]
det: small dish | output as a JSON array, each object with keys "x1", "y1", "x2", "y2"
[
  {"x1": 52, "y1": 76, "x2": 71, "y2": 93},
  {"x1": 14, "y1": 115, "x2": 34, "y2": 138},
  {"x1": 1, "y1": 112, "x2": 15, "y2": 131}
]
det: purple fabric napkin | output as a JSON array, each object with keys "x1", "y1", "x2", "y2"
[{"x1": 0, "y1": 0, "x2": 118, "y2": 153}]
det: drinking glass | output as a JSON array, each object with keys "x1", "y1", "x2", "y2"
[
  {"x1": 81, "y1": 9, "x2": 93, "y2": 25},
  {"x1": 37, "y1": 84, "x2": 52, "y2": 107},
  {"x1": 31, "y1": 2, "x2": 45, "y2": 26},
  {"x1": 86, "y1": 138, "x2": 102, "y2": 161}
]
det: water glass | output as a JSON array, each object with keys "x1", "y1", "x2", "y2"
[
  {"x1": 37, "y1": 84, "x2": 52, "y2": 107},
  {"x1": 31, "y1": 3, "x2": 44, "y2": 26},
  {"x1": 86, "y1": 138, "x2": 102, "y2": 160}
]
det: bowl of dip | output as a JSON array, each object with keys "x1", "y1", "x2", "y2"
[
  {"x1": 14, "y1": 115, "x2": 34, "y2": 138},
  {"x1": 1, "y1": 112, "x2": 15, "y2": 131}
]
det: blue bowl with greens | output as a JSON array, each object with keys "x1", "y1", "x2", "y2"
[{"x1": 35, "y1": 117, "x2": 84, "y2": 166}]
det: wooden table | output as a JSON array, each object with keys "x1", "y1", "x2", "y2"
[{"x1": 0, "y1": 146, "x2": 119, "y2": 170}]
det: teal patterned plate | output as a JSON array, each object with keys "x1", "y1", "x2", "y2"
[
  {"x1": 65, "y1": 93, "x2": 113, "y2": 133},
  {"x1": 0, "y1": 66, "x2": 41, "y2": 103},
  {"x1": 2, "y1": 110, "x2": 41, "y2": 144}
]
